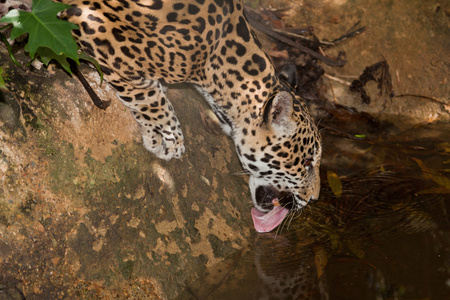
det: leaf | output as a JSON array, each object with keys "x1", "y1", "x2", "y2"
[
  {"x1": 0, "y1": 31, "x2": 21, "y2": 67},
  {"x1": 429, "y1": 174, "x2": 450, "y2": 190},
  {"x1": 78, "y1": 52, "x2": 104, "y2": 83},
  {"x1": 313, "y1": 244, "x2": 328, "y2": 279},
  {"x1": 327, "y1": 170, "x2": 343, "y2": 197},
  {"x1": 412, "y1": 158, "x2": 450, "y2": 191},
  {"x1": 317, "y1": 224, "x2": 343, "y2": 252},
  {"x1": 412, "y1": 158, "x2": 432, "y2": 180},
  {"x1": 0, "y1": 67, "x2": 6, "y2": 90},
  {"x1": 0, "y1": 0, "x2": 79, "y2": 63},
  {"x1": 37, "y1": 47, "x2": 72, "y2": 73},
  {"x1": 437, "y1": 142, "x2": 450, "y2": 153}
]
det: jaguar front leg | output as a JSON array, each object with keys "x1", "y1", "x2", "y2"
[{"x1": 110, "y1": 78, "x2": 185, "y2": 160}]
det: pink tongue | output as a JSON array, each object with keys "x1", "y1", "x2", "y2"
[{"x1": 251, "y1": 206, "x2": 289, "y2": 233}]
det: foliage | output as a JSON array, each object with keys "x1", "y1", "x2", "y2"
[
  {"x1": 326, "y1": 170, "x2": 343, "y2": 197},
  {"x1": 412, "y1": 157, "x2": 450, "y2": 193},
  {"x1": 78, "y1": 52, "x2": 104, "y2": 82},
  {"x1": 0, "y1": 0, "x2": 79, "y2": 73},
  {"x1": 0, "y1": 67, "x2": 5, "y2": 90},
  {"x1": 0, "y1": 30, "x2": 21, "y2": 66}
]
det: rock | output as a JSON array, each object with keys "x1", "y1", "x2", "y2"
[{"x1": 0, "y1": 47, "x2": 252, "y2": 299}]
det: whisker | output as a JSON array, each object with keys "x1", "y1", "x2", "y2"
[
  {"x1": 273, "y1": 203, "x2": 290, "y2": 236},
  {"x1": 291, "y1": 208, "x2": 299, "y2": 224},
  {"x1": 284, "y1": 209, "x2": 295, "y2": 234},
  {"x1": 276, "y1": 204, "x2": 295, "y2": 235},
  {"x1": 316, "y1": 115, "x2": 324, "y2": 127},
  {"x1": 232, "y1": 170, "x2": 250, "y2": 176},
  {"x1": 275, "y1": 223, "x2": 282, "y2": 237},
  {"x1": 295, "y1": 207, "x2": 305, "y2": 219},
  {"x1": 285, "y1": 210, "x2": 294, "y2": 231},
  {"x1": 275, "y1": 214, "x2": 287, "y2": 236}
]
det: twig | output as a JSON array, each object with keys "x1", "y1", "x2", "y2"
[
  {"x1": 319, "y1": 124, "x2": 369, "y2": 141},
  {"x1": 324, "y1": 73, "x2": 352, "y2": 86},
  {"x1": 245, "y1": 7, "x2": 347, "y2": 67},
  {"x1": 328, "y1": 78, "x2": 338, "y2": 103},
  {"x1": 395, "y1": 94, "x2": 447, "y2": 106},
  {"x1": 70, "y1": 62, "x2": 111, "y2": 110},
  {"x1": 273, "y1": 25, "x2": 366, "y2": 48},
  {"x1": 272, "y1": 28, "x2": 334, "y2": 46},
  {"x1": 330, "y1": 26, "x2": 366, "y2": 45}
]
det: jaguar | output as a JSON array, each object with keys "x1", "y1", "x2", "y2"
[{"x1": 4, "y1": 0, "x2": 322, "y2": 232}]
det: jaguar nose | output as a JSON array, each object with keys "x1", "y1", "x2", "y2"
[
  {"x1": 255, "y1": 186, "x2": 278, "y2": 210},
  {"x1": 255, "y1": 186, "x2": 295, "y2": 211}
]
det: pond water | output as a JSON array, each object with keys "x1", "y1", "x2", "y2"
[
  {"x1": 177, "y1": 0, "x2": 450, "y2": 297},
  {"x1": 180, "y1": 113, "x2": 450, "y2": 300}
]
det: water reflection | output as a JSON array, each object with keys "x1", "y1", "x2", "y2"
[
  {"x1": 182, "y1": 121, "x2": 450, "y2": 299},
  {"x1": 253, "y1": 233, "x2": 328, "y2": 300}
]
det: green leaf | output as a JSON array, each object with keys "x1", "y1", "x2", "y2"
[
  {"x1": 37, "y1": 47, "x2": 72, "y2": 73},
  {"x1": 78, "y1": 52, "x2": 104, "y2": 83},
  {"x1": 0, "y1": 67, "x2": 6, "y2": 90},
  {"x1": 0, "y1": 31, "x2": 21, "y2": 67},
  {"x1": 0, "y1": 0, "x2": 79, "y2": 63},
  {"x1": 327, "y1": 170, "x2": 343, "y2": 197}
]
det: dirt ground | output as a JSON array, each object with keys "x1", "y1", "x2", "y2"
[
  {"x1": 0, "y1": 0, "x2": 449, "y2": 299},
  {"x1": 253, "y1": 0, "x2": 449, "y2": 127}
]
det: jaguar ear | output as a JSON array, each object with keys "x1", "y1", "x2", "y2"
[
  {"x1": 265, "y1": 91, "x2": 296, "y2": 134},
  {"x1": 278, "y1": 63, "x2": 298, "y2": 89}
]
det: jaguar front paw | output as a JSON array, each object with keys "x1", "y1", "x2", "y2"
[{"x1": 141, "y1": 124, "x2": 185, "y2": 160}]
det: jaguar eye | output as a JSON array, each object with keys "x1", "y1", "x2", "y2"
[{"x1": 304, "y1": 158, "x2": 313, "y2": 168}]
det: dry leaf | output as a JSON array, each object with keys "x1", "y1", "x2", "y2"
[
  {"x1": 412, "y1": 158, "x2": 450, "y2": 191},
  {"x1": 327, "y1": 170, "x2": 343, "y2": 197},
  {"x1": 313, "y1": 244, "x2": 328, "y2": 279}
]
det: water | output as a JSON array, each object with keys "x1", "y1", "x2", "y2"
[{"x1": 181, "y1": 115, "x2": 450, "y2": 299}]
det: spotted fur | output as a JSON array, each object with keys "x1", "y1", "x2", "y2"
[{"x1": 59, "y1": 0, "x2": 322, "y2": 221}]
